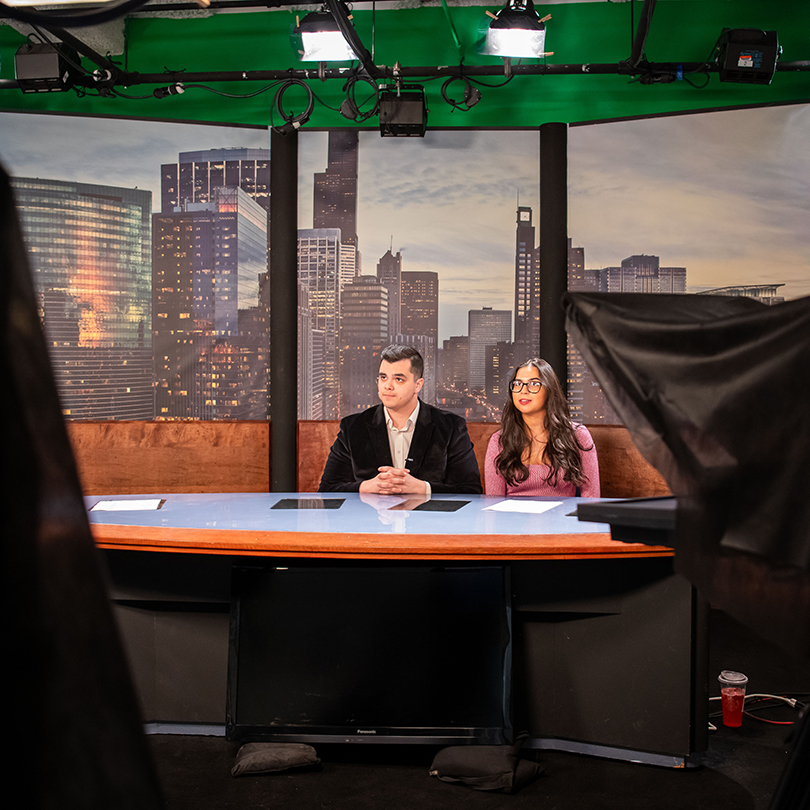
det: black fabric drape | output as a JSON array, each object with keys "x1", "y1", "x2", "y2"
[
  {"x1": 1, "y1": 163, "x2": 163, "y2": 809},
  {"x1": 565, "y1": 292, "x2": 810, "y2": 657}
]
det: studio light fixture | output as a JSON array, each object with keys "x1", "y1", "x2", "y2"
[
  {"x1": 15, "y1": 43, "x2": 80, "y2": 93},
  {"x1": 483, "y1": 0, "x2": 551, "y2": 59},
  {"x1": 293, "y1": 3, "x2": 356, "y2": 62},
  {"x1": 379, "y1": 85, "x2": 427, "y2": 137},
  {"x1": 716, "y1": 29, "x2": 780, "y2": 85}
]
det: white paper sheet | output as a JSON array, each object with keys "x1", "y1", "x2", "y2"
[
  {"x1": 90, "y1": 499, "x2": 163, "y2": 512},
  {"x1": 482, "y1": 499, "x2": 563, "y2": 515}
]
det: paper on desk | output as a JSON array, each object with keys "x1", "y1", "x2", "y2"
[
  {"x1": 482, "y1": 499, "x2": 563, "y2": 515},
  {"x1": 90, "y1": 499, "x2": 163, "y2": 512}
]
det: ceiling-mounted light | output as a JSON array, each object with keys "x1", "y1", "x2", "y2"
[
  {"x1": 293, "y1": 3, "x2": 357, "y2": 63},
  {"x1": 379, "y1": 86, "x2": 427, "y2": 137},
  {"x1": 15, "y1": 43, "x2": 80, "y2": 93},
  {"x1": 483, "y1": 0, "x2": 551, "y2": 59},
  {"x1": 716, "y1": 29, "x2": 780, "y2": 85}
]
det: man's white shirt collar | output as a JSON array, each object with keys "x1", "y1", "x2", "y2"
[{"x1": 384, "y1": 398, "x2": 420, "y2": 431}]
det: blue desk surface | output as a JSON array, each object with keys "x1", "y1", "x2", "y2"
[{"x1": 86, "y1": 493, "x2": 673, "y2": 560}]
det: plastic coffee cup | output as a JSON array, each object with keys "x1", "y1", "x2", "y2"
[{"x1": 718, "y1": 670, "x2": 748, "y2": 727}]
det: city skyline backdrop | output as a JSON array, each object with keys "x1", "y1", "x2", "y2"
[
  {"x1": 0, "y1": 104, "x2": 807, "y2": 422},
  {"x1": 2, "y1": 103, "x2": 807, "y2": 348}
]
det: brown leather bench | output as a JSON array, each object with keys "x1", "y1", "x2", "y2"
[
  {"x1": 68, "y1": 420, "x2": 270, "y2": 495},
  {"x1": 68, "y1": 419, "x2": 669, "y2": 498}
]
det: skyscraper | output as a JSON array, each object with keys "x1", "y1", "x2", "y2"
[
  {"x1": 340, "y1": 275, "x2": 389, "y2": 414},
  {"x1": 297, "y1": 228, "x2": 343, "y2": 418},
  {"x1": 297, "y1": 282, "x2": 312, "y2": 423},
  {"x1": 395, "y1": 333, "x2": 436, "y2": 405},
  {"x1": 514, "y1": 205, "x2": 540, "y2": 354},
  {"x1": 599, "y1": 255, "x2": 686, "y2": 293},
  {"x1": 566, "y1": 238, "x2": 598, "y2": 423},
  {"x1": 159, "y1": 147, "x2": 272, "y2": 419},
  {"x1": 11, "y1": 176, "x2": 153, "y2": 419},
  {"x1": 152, "y1": 186, "x2": 266, "y2": 418},
  {"x1": 239, "y1": 289, "x2": 270, "y2": 419},
  {"x1": 486, "y1": 340, "x2": 515, "y2": 406},
  {"x1": 314, "y1": 131, "x2": 359, "y2": 273},
  {"x1": 567, "y1": 239, "x2": 585, "y2": 290},
  {"x1": 468, "y1": 307, "x2": 511, "y2": 392},
  {"x1": 566, "y1": 248, "x2": 688, "y2": 423},
  {"x1": 401, "y1": 271, "x2": 438, "y2": 343},
  {"x1": 298, "y1": 278, "x2": 326, "y2": 420},
  {"x1": 400, "y1": 270, "x2": 438, "y2": 404},
  {"x1": 376, "y1": 247, "x2": 402, "y2": 340},
  {"x1": 161, "y1": 147, "x2": 271, "y2": 216},
  {"x1": 441, "y1": 336, "x2": 469, "y2": 391}
]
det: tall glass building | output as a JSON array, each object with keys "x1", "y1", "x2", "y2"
[
  {"x1": 514, "y1": 205, "x2": 539, "y2": 353},
  {"x1": 152, "y1": 186, "x2": 266, "y2": 419},
  {"x1": 468, "y1": 307, "x2": 511, "y2": 392},
  {"x1": 161, "y1": 148, "x2": 271, "y2": 216},
  {"x1": 157, "y1": 148, "x2": 271, "y2": 420},
  {"x1": 297, "y1": 228, "x2": 343, "y2": 419},
  {"x1": 340, "y1": 275, "x2": 389, "y2": 414},
  {"x1": 10, "y1": 177, "x2": 153, "y2": 419},
  {"x1": 313, "y1": 131, "x2": 358, "y2": 271}
]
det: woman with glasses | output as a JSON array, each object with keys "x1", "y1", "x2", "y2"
[{"x1": 484, "y1": 357, "x2": 600, "y2": 497}]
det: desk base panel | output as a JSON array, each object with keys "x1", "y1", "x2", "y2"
[{"x1": 105, "y1": 551, "x2": 706, "y2": 763}]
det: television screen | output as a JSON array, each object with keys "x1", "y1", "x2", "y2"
[{"x1": 227, "y1": 564, "x2": 512, "y2": 745}]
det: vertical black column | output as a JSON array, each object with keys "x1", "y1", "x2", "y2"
[
  {"x1": 539, "y1": 122, "x2": 568, "y2": 394},
  {"x1": 270, "y1": 129, "x2": 298, "y2": 492}
]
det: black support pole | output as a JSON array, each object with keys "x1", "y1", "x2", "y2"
[
  {"x1": 539, "y1": 122, "x2": 568, "y2": 394},
  {"x1": 270, "y1": 129, "x2": 298, "y2": 492}
]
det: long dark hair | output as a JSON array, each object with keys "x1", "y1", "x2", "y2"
[{"x1": 496, "y1": 358, "x2": 592, "y2": 488}]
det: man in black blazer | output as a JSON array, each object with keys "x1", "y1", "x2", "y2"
[{"x1": 318, "y1": 345, "x2": 482, "y2": 494}]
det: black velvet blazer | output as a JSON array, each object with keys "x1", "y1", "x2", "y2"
[{"x1": 318, "y1": 402, "x2": 483, "y2": 494}]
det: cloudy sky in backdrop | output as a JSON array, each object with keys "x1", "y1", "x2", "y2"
[
  {"x1": 568, "y1": 103, "x2": 810, "y2": 300},
  {"x1": 1, "y1": 102, "x2": 807, "y2": 342},
  {"x1": 298, "y1": 128, "x2": 540, "y2": 341}
]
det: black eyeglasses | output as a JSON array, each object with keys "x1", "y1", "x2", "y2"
[{"x1": 509, "y1": 380, "x2": 543, "y2": 393}]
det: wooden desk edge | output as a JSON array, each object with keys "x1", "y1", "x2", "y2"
[{"x1": 91, "y1": 524, "x2": 674, "y2": 561}]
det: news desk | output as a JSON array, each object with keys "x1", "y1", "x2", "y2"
[{"x1": 88, "y1": 492, "x2": 707, "y2": 767}]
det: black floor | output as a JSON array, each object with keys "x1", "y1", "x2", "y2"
[{"x1": 148, "y1": 610, "x2": 810, "y2": 810}]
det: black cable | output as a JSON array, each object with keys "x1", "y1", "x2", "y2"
[
  {"x1": 674, "y1": 29, "x2": 732, "y2": 88},
  {"x1": 271, "y1": 78, "x2": 315, "y2": 134},
  {"x1": 181, "y1": 82, "x2": 283, "y2": 99},
  {"x1": 0, "y1": 0, "x2": 152, "y2": 29},
  {"x1": 466, "y1": 73, "x2": 515, "y2": 89},
  {"x1": 340, "y1": 74, "x2": 379, "y2": 121},
  {"x1": 628, "y1": 25, "x2": 726, "y2": 88},
  {"x1": 681, "y1": 71, "x2": 711, "y2": 89},
  {"x1": 440, "y1": 75, "x2": 481, "y2": 112},
  {"x1": 309, "y1": 87, "x2": 343, "y2": 114}
]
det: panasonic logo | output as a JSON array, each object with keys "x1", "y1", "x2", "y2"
[{"x1": 356, "y1": 729, "x2": 376, "y2": 734}]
